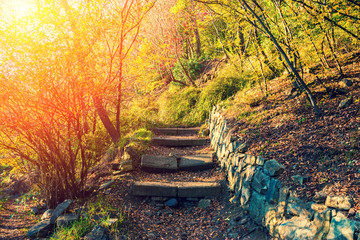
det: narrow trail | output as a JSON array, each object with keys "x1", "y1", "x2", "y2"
[
  {"x1": 105, "y1": 127, "x2": 269, "y2": 239},
  {"x1": 0, "y1": 197, "x2": 37, "y2": 240}
]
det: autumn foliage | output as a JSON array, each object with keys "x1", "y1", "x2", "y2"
[{"x1": 0, "y1": 0, "x2": 359, "y2": 206}]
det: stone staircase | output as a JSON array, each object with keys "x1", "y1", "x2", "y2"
[{"x1": 132, "y1": 127, "x2": 221, "y2": 198}]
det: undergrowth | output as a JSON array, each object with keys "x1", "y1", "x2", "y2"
[
  {"x1": 50, "y1": 196, "x2": 126, "y2": 240},
  {"x1": 157, "y1": 86, "x2": 200, "y2": 126},
  {"x1": 156, "y1": 60, "x2": 255, "y2": 126}
]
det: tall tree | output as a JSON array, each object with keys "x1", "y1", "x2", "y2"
[
  {"x1": 60, "y1": 0, "x2": 154, "y2": 143},
  {"x1": 239, "y1": 0, "x2": 321, "y2": 114}
]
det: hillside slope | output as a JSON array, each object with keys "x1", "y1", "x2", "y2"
[{"x1": 223, "y1": 50, "x2": 360, "y2": 209}]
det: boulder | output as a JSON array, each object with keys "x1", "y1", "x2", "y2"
[
  {"x1": 338, "y1": 97, "x2": 353, "y2": 109},
  {"x1": 355, "y1": 211, "x2": 360, "y2": 220},
  {"x1": 99, "y1": 180, "x2": 115, "y2": 191},
  {"x1": 277, "y1": 187, "x2": 290, "y2": 217},
  {"x1": 327, "y1": 212, "x2": 355, "y2": 240},
  {"x1": 235, "y1": 142, "x2": 247, "y2": 153},
  {"x1": 56, "y1": 213, "x2": 79, "y2": 228},
  {"x1": 249, "y1": 191, "x2": 267, "y2": 225},
  {"x1": 165, "y1": 198, "x2": 178, "y2": 208},
  {"x1": 240, "y1": 183, "x2": 252, "y2": 206},
  {"x1": 119, "y1": 149, "x2": 134, "y2": 172},
  {"x1": 41, "y1": 209, "x2": 54, "y2": 220},
  {"x1": 312, "y1": 211, "x2": 331, "y2": 239},
  {"x1": 313, "y1": 191, "x2": 327, "y2": 203},
  {"x1": 277, "y1": 217, "x2": 315, "y2": 240},
  {"x1": 84, "y1": 225, "x2": 108, "y2": 240},
  {"x1": 325, "y1": 196, "x2": 353, "y2": 210},
  {"x1": 243, "y1": 165, "x2": 257, "y2": 182},
  {"x1": 311, "y1": 203, "x2": 328, "y2": 213},
  {"x1": 266, "y1": 178, "x2": 281, "y2": 204},
  {"x1": 256, "y1": 156, "x2": 265, "y2": 166},
  {"x1": 252, "y1": 170, "x2": 270, "y2": 194},
  {"x1": 198, "y1": 199, "x2": 211, "y2": 209},
  {"x1": 27, "y1": 220, "x2": 53, "y2": 239},
  {"x1": 264, "y1": 159, "x2": 285, "y2": 177},
  {"x1": 123, "y1": 145, "x2": 141, "y2": 168},
  {"x1": 291, "y1": 175, "x2": 310, "y2": 185},
  {"x1": 286, "y1": 202, "x2": 312, "y2": 219},
  {"x1": 50, "y1": 199, "x2": 72, "y2": 224},
  {"x1": 264, "y1": 204, "x2": 280, "y2": 237},
  {"x1": 234, "y1": 154, "x2": 246, "y2": 167},
  {"x1": 244, "y1": 154, "x2": 257, "y2": 165},
  {"x1": 228, "y1": 167, "x2": 238, "y2": 192}
]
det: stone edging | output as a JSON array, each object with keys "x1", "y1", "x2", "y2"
[{"x1": 209, "y1": 106, "x2": 360, "y2": 240}]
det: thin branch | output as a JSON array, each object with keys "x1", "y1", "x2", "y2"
[{"x1": 292, "y1": 0, "x2": 360, "y2": 41}]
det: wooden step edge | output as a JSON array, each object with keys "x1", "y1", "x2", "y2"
[{"x1": 132, "y1": 181, "x2": 221, "y2": 197}]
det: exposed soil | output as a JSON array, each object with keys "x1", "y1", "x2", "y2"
[{"x1": 0, "y1": 197, "x2": 38, "y2": 240}]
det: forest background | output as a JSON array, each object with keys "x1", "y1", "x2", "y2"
[{"x1": 0, "y1": 0, "x2": 359, "y2": 210}]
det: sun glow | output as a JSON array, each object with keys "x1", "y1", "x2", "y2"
[{"x1": 1, "y1": 0, "x2": 36, "y2": 20}]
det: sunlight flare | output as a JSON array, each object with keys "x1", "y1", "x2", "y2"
[{"x1": 1, "y1": 0, "x2": 36, "y2": 20}]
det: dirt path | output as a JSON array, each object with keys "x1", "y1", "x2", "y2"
[
  {"x1": 101, "y1": 131, "x2": 270, "y2": 239},
  {"x1": 0, "y1": 197, "x2": 38, "y2": 240}
]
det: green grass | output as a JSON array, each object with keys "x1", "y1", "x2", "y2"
[
  {"x1": 157, "y1": 86, "x2": 201, "y2": 126},
  {"x1": 156, "y1": 69, "x2": 250, "y2": 126},
  {"x1": 50, "y1": 196, "x2": 126, "y2": 240},
  {"x1": 118, "y1": 128, "x2": 153, "y2": 152},
  {"x1": 186, "y1": 76, "x2": 247, "y2": 125},
  {"x1": 49, "y1": 217, "x2": 94, "y2": 240}
]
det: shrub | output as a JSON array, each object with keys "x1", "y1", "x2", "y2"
[
  {"x1": 172, "y1": 58, "x2": 209, "y2": 84},
  {"x1": 157, "y1": 86, "x2": 200, "y2": 126},
  {"x1": 119, "y1": 128, "x2": 153, "y2": 151},
  {"x1": 184, "y1": 76, "x2": 249, "y2": 125}
]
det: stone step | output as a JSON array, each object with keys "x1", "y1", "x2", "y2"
[
  {"x1": 153, "y1": 127, "x2": 200, "y2": 136},
  {"x1": 132, "y1": 182, "x2": 178, "y2": 197},
  {"x1": 178, "y1": 154, "x2": 214, "y2": 171},
  {"x1": 152, "y1": 137, "x2": 208, "y2": 147},
  {"x1": 141, "y1": 155, "x2": 178, "y2": 173},
  {"x1": 178, "y1": 182, "x2": 221, "y2": 197},
  {"x1": 132, "y1": 181, "x2": 221, "y2": 197},
  {"x1": 141, "y1": 154, "x2": 214, "y2": 172}
]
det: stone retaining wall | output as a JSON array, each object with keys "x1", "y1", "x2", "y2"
[{"x1": 209, "y1": 106, "x2": 360, "y2": 240}]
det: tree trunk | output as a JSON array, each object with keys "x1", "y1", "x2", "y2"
[
  {"x1": 207, "y1": 8, "x2": 229, "y2": 59},
  {"x1": 240, "y1": 0, "x2": 321, "y2": 115},
  {"x1": 254, "y1": 28, "x2": 277, "y2": 75},
  {"x1": 92, "y1": 95, "x2": 120, "y2": 143},
  {"x1": 238, "y1": 26, "x2": 246, "y2": 55},
  {"x1": 193, "y1": 16, "x2": 202, "y2": 59}
]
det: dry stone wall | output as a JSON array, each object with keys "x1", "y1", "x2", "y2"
[{"x1": 209, "y1": 106, "x2": 360, "y2": 240}]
